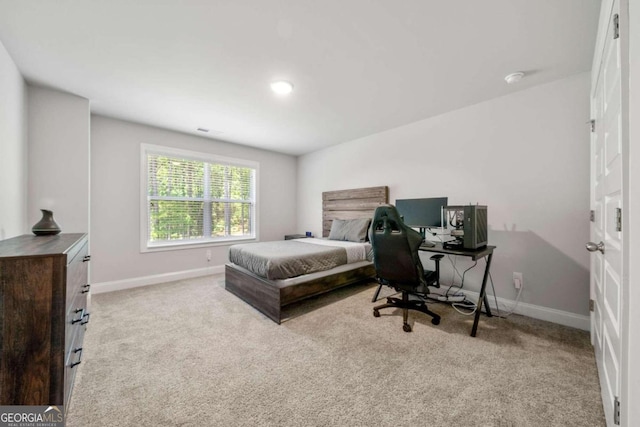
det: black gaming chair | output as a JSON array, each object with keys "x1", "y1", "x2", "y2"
[{"x1": 369, "y1": 204, "x2": 443, "y2": 332}]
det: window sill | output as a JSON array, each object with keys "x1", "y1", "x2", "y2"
[{"x1": 141, "y1": 237, "x2": 257, "y2": 253}]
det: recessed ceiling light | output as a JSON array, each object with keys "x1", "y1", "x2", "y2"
[
  {"x1": 270, "y1": 80, "x2": 294, "y2": 95},
  {"x1": 504, "y1": 72, "x2": 525, "y2": 84}
]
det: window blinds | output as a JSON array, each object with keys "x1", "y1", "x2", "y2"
[{"x1": 146, "y1": 153, "x2": 255, "y2": 245}]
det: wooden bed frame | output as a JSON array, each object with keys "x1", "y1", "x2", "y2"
[{"x1": 225, "y1": 186, "x2": 388, "y2": 323}]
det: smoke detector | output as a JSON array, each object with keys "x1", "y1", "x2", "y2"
[{"x1": 504, "y1": 72, "x2": 525, "y2": 84}]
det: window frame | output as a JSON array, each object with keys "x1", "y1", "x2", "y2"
[{"x1": 140, "y1": 143, "x2": 259, "y2": 252}]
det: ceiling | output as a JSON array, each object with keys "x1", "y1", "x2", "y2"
[{"x1": 0, "y1": 0, "x2": 601, "y2": 156}]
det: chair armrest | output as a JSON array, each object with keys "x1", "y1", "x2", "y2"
[{"x1": 430, "y1": 254, "x2": 445, "y2": 261}]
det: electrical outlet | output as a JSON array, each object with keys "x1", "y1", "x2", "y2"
[
  {"x1": 206, "y1": 250, "x2": 211, "y2": 262},
  {"x1": 513, "y1": 272, "x2": 523, "y2": 289}
]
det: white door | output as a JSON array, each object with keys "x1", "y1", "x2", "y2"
[{"x1": 589, "y1": 1, "x2": 623, "y2": 425}]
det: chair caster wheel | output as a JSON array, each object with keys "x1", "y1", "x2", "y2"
[
  {"x1": 432, "y1": 317, "x2": 440, "y2": 325},
  {"x1": 373, "y1": 310, "x2": 380, "y2": 318},
  {"x1": 403, "y1": 324, "x2": 412, "y2": 332}
]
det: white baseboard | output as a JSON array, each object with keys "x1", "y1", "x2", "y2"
[
  {"x1": 92, "y1": 265, "x2": 225, "y2": 294},
  {"x1": 464, "y1": 290, "x2": 590, "y2": 331}
]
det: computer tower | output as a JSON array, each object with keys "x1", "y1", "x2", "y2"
[{"x1": 444, "y1": 205, "x2": 488, "y2": 249}]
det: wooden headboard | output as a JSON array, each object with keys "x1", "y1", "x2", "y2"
[{"x1": 322, "y1": 186, "x2": 389, "y2": 237}]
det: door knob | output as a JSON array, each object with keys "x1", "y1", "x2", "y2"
[{"x1": 586, "y1": 241, "x2": 605, "y2": 254}]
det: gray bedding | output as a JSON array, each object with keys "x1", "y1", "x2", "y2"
[{"x1": 228, "y1": 240, "x2": 348, "y2": 280}]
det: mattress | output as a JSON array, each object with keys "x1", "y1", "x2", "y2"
[{"x1": 228, "y1": 238, "x2": 371, "y2": 280}]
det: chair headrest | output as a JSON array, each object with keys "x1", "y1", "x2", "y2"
[{"x1": 370, "y1": 204, "x2": 406, "y2": 234}]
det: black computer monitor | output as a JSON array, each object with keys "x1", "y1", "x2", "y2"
[{"x1": 395, "y1": 197, "x2": 448, "y2": 229}]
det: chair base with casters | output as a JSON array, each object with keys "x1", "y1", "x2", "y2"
[
  {"x1": 371, "y1": 253, "x2": 443, "y2": 303},
  {"x1": 372, "y1": 254, "x2": 444, "y2": 332},
  {"x1": 373, "y1": 291, "x2": 440, "y2": 332}
]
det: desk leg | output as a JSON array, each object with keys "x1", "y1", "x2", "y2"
[{"x1": 471, "y1": 252, "x2": 494, "y2": 337}]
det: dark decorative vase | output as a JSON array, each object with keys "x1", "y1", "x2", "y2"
[{"x1": 32, "y1": 209, "x2": 61, "y2": 236}]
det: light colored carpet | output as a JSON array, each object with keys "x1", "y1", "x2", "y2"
[{"x1": 67, "y1": 275, "x2": 604, "y2": 426}]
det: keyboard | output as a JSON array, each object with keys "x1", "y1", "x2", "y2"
[{"x1": 421, "y1": 240, "x2": 436, "y2": 248}]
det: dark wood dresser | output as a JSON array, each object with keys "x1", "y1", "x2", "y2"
[{"x1": 0, "y1": 233, "x2": 89, "y2": 411}]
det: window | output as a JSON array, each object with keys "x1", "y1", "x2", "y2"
[{"x1": 141, "y1": 144, "x2": 258, "y2": 251}]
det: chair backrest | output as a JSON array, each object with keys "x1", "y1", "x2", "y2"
[{"x1": 369, "y1": 204, "x2": 425, "y2": 288}]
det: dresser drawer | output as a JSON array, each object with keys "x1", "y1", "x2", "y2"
[
  {"x1": 63, "y1": 321, "x2": 86, "y2": 409},
  {"x1": 65, "y1": 291, "x2": 88, "y2": 354},
  {"x1": 65, "y1": 238, "x2": 89, "y2": 311}
]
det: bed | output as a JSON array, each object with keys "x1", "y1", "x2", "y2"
[{"x1": 225, "y1": 186, "x2": 388, "y2": 323}]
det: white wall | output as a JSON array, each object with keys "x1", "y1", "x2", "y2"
[
  {"x1": 90, "y1": 116, "x2": 297, "y2": 285},
  {"x1": 27, "y1": 86, "x2": 90, "y2": 233},
  {"x1": 298, "y1": 73, "x2": 591, "y2": 318},
  {"x1": 0, "y1": 41, "x2": 27, "y2": 240}
]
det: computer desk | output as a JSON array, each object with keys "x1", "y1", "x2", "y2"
[{"x1": 419, "y1": 243, "x2": 496, "y2": 337}]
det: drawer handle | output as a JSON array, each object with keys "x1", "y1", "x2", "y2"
[
  {"x1": 80, "y1": 312, "x2": 90, "y2": 325},
  {"x1": 72, "y1": 308, "x2": 85, "y2": 324},
  {"x1": 82, "y1": 255, "x2": 91, "y2": 262},
  {"x1": 70, "y1": 347, "x2": 83, "y2": 368},
  {"x1": 81, "y1": 284, "x2": 91, "y2": 294}
]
